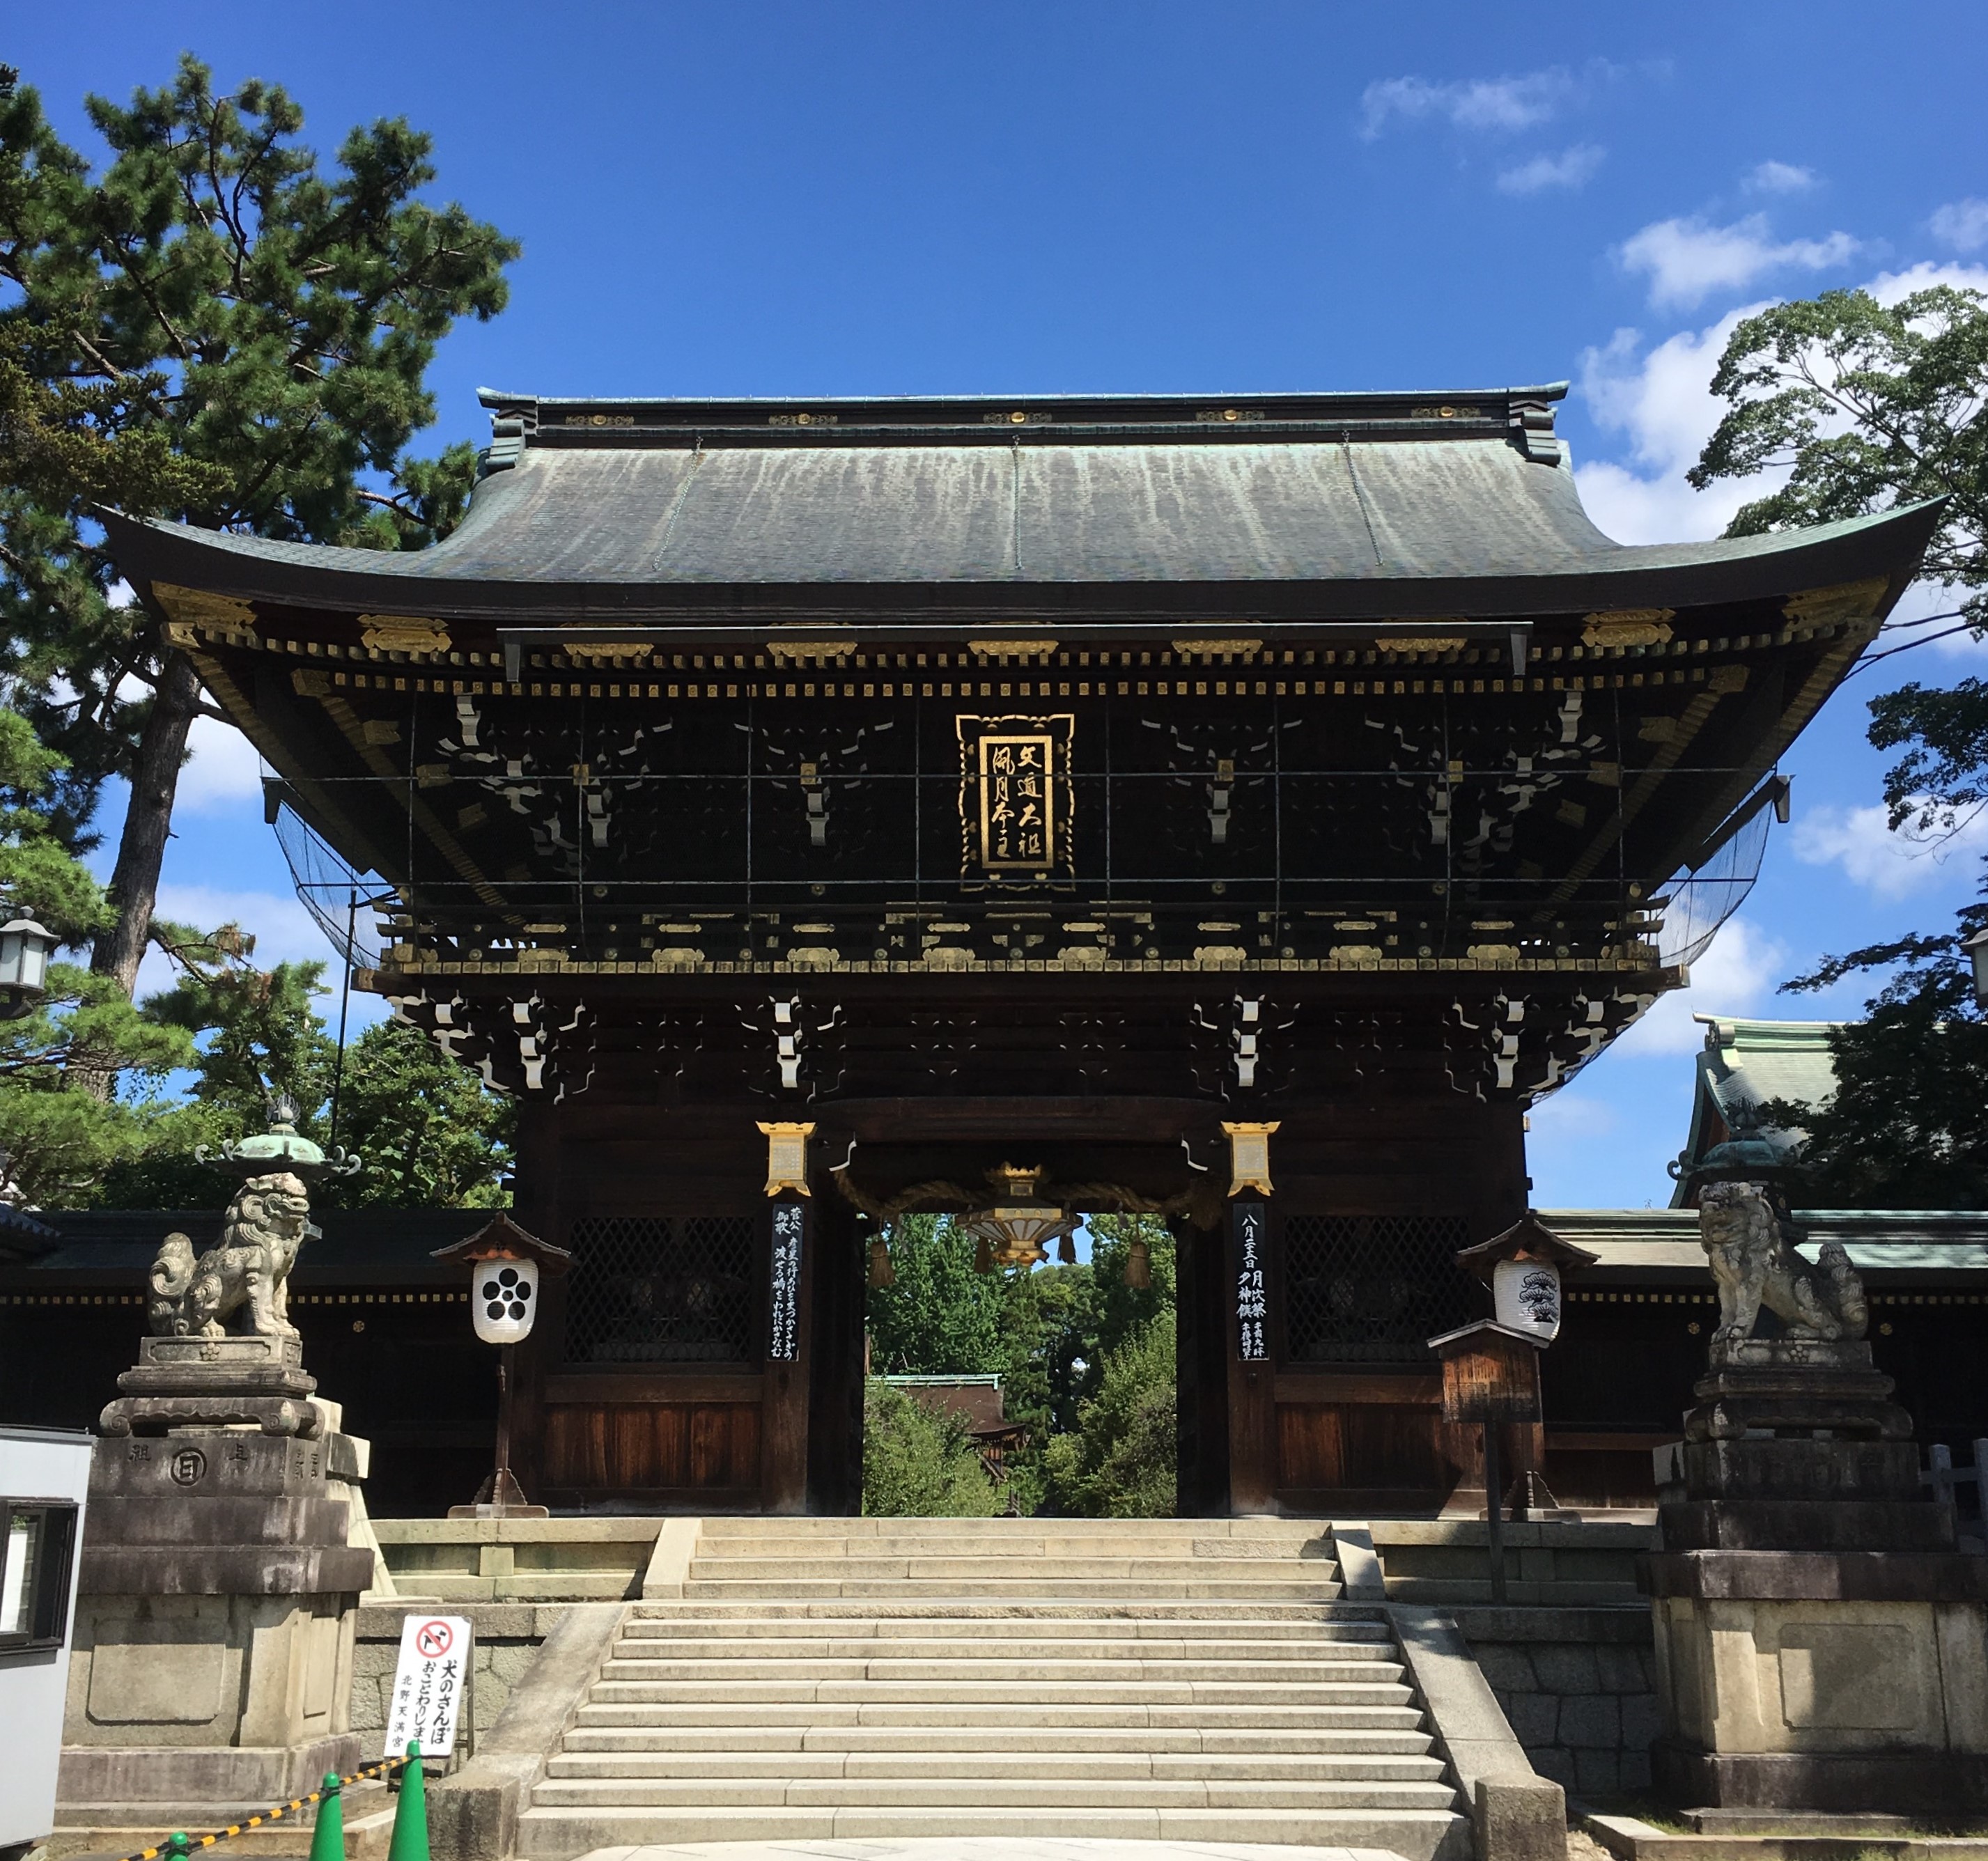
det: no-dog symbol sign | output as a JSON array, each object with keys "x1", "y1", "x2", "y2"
[{"x1": 386, "y1": 1613, "x2": 473, "y2": 1757}]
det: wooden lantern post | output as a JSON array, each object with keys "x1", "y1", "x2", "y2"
[
  {"x1": 433, "y1": 1214, "x2": 573, "y2": 1518},
  {"x1": 1451, "y1": 1213, "x2": 1597, "y2": 1520},
  {"x1": 1426, "y1": 1321, "x2": 1546, "y2": 1603}
]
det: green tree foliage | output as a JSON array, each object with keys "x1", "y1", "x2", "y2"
[
  {"x1": 1039, "y1": 1320, "x2": 1178, "y2": 1518},
  {"x1": 328, "y1": 1015, "x2": 513, "y2": 1207},
  {"x1": 861, "y1": 1378, "x2": 1002, "y2": 1518},
  {"x1": 0, "y1": 56, "x2": 518, "y2": 992},
  {"x1": 860, "y1": 1213, "x2": 1179, "y2": 1517},
  {"x1": 1693, "y1": 283, "x2": 1988, "y2": 1205},
  {"x1": 864, "y1": 1214, "x2": 1009, "y2": 1374},
  {"x1": 1766, "y1": 926, "x2": 1988, "y2": 1208},
  {"x1": 1691, "y1": 283, "x2": 1986, "y2": 628},
  {"x1": 0, "y1": 708, "x2": 194, "y2": 1204}
]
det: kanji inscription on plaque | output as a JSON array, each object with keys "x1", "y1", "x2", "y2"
[{"x1": 957, "y1": 714, "x2": 1074, "y2": 884}]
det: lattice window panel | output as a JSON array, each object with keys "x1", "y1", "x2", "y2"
[
  {"x1": 565, "y1": 1215, "x2": 757, "y2": 1364},
  {"x1": 1283, "y1": 1214, "x2": 1477, "y2": 1364}
]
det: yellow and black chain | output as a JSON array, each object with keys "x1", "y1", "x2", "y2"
[{"x1": 121, "y1": 1753, "x2": 412, "y2": 1861}]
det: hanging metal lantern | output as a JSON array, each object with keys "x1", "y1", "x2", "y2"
[
  {"x1": 0, "y1": 914, "x2": 56, "y2": 1018},
  {"x1": 955, "y1": 1165, "x2": 1080, "y2": 1270}
]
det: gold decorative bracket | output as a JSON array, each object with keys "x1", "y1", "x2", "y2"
[
  {"x1": 153, "y1": 582, "x2": 258, "y2": 635},
  {"x1": 1221, "y1": 1121, "x2": 1281, "y2": 1197},
  {"x1": 1581, "y1": 608, "x2": 1675, "y2": 650},
  {"x1": 757, "y1": 1121, "x2": 816, "y2": 1197},
  {"x1": 359, "y1": 615, "x2": 452, "y2": 654}
]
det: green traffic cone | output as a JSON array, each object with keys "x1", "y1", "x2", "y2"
[
  {"x1": 387, "y1": 1742, "x2": 428, "y2": 1861},
  {"x1": 308, "y1": 1771, "x2": 344, "y2": 1861}
]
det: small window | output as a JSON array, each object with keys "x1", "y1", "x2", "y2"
[{"x1": 0, "y1": 1500, "x2": 79, "y2": 1652}]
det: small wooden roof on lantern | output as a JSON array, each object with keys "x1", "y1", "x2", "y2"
[
  {"x1": 430, "y1": 1213, "x2": 573, "y2": 1275},
  {"x1": 1454, "y1": 1212, "x2": 1598, "y2": 1285}
]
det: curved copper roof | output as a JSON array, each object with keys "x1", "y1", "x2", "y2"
[{"x1": 101, "y1": 385, "x2": 1941, "y2": 623}]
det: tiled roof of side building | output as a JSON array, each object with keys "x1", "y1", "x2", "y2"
[{"x1": 1668, "y1": 1013, "x2": 1845, "y2": 1207}]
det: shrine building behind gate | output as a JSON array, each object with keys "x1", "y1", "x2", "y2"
[{"x1": 100, "y1": 384, "x2": 1938, "y2": 1516}]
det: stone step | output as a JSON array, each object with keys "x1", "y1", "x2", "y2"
[
  {"x1": 697, "y1": 1535, "x2": 1337, "y2": 1559},
  {"x1": 528, "y1": 1775, "x2": 1461, "y2": 1810},
  {"x1": 679, "y1": 1578, "x2": 1344, "y2": 1600},
  {"x1": 601, "y1": 1657, "x2": 1406, "y2": 1684},
  {"x1": 613, "y1": 1633, "x2": 1399, "y2": 1660},
  {"x1": 560, "y1": 1724, "x2": 1437, "y2": 1754},
  {"x1": 684, "y1": 1556, "x2": 1336, "y2": 1581},
  {"x1": 694, "y1": 1516, "x2": 1329, "y2": 1536},
  {"x1": 572, "y1": 1700, "x2": 1429, "y2": 1731},
  {"x1": 513, "y1": 1803, "x2": 1468, "y2": 1861},
  {"x1": 589, "y1": 1679, "x2": 1415, "y2": 1706},
  {"x1": 634, "y1": 1597, "x2": 1371, "y2": 1620},
  {"x1": 544, "y1": 1749, "x2": 1450, "y2": 1782},
  {"x1": 619, "y1": 1614, "x2": 1390, "y2": 1642}
]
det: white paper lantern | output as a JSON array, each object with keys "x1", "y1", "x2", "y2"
[
  {"x1": 472, "y1": 1259, "x2": 539, "y2": 1344},
  {"x1": 1493, "y1": 1256, "x2": 1562, "y2": 1341}
]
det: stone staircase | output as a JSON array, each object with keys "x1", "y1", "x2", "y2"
[{"x1": 515, "y1": 1517, "x2": 1470, "y2": 1860}]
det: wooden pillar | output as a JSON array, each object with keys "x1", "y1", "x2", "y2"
[
  {"x1": 1225, "y1": 1198, "x2": 1276, "y2": 1513},
  {"x1": 807, "y1": 1188, "x2": 865, "y2": 1515},
  {"x1": 1174, "y1": 1215, "x2": 1230, "y2": 1518},
  {"x1": 760, "y1": 1194, "x2": 812, "y2": 1513}
]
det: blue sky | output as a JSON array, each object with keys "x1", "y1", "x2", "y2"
[{"x1": 13, "y1": 2, "x2": 1987, "y2": 1207}]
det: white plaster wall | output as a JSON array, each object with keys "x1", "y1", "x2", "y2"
[{"x1": 0, "y1": 1426, "x2": 92, "y2": 1847}]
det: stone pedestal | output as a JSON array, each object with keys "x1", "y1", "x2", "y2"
[
  {"x1": 1644, "y1": 1337, "x2": 1988, "y2": 1815},
  {"x1": 57, "y1": 1374, "x2": 376, "y2": 1822}
]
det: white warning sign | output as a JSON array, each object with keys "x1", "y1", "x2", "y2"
[{"x1": 385, "y1": 1613, "x2": 473, "y2": 1757}]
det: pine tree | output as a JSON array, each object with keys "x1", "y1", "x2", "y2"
[{"x1": 0, "y1": 56, "x2": 517, "y2": 994}]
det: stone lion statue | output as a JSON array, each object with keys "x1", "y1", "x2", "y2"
[
  {"x1": 148, "y1": 1171, "x2": 317, "y2": 1340},
  {"x1": 1698, "y1": 1178, "x2": 1867, "y2": 1344}
]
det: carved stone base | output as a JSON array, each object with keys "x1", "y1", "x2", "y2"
[
  {"x1": 1646, "y1": 1582, "x2": 1988, "y2": 1814},
  {"x1": 1652, "y1": 1743, "x2": 1988, "y2": 1816},
  {"x1": 1682, "y1": 1337, "x2": 1915, "y2": 1445},
  {"x1": 58, "y1": 1732, "x2": 362, "y2": 1819},
  {"x1": 100, "y1": 1338, "x2": 320, "y2": 1435},
  {"x1": 60, "y1": 1426, "x2": 371, "y2": 1812}
]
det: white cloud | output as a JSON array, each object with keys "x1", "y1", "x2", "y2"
[
  {"x1": 1611, "y1": 917, "x2": 1788, "y2": 1058},
  {"x1": 1744, "y1": 160, "x2": 1818, "y2": 195},
  {"x1": 1359, "y1": 68, "x2": 1575, "y2": 138},
  {"x1": 1497, "y1": 144, "x2": 1604, "y2": 196},
  {"x1": 1790, "y1": 795, "x2": 1988, "y2": 901},
  {"x1": 1864, "y1": 256, "x2": 1988, "y2": 302},
  {"x1": 1617, "y1": 214, "x2": 1858, "y2": 310},
  {"x1": 176, "y1": 716, "x2": 267, "y2": 815},
  {"x1": 1931, "y1": 198, "x2": 1988, "y2": 253},
  {"x1": 1574, "y1": 310, "x2": 1764, "y2": 544}
]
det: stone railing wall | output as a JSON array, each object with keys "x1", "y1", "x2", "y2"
[{"x1": 1450, "y1": 1605, "x2": 1660, "y2": 1798}]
